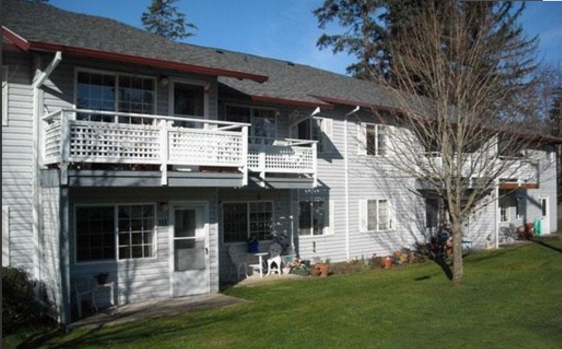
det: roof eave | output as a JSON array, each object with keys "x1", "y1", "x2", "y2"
[
  {"x1": 2, "y1": 26, "x2": 268, "y2": 83},
  {"x1": 250, "y1": 95, "x2": 333, "y2": 109}
]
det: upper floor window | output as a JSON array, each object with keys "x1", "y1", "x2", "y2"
[
  {"x1": 225, "y1": 105, "x2": 276, "y2": 145},
  {"x1": 358, "y1": 123, "x2": 386, "y2": 156},
  {"x1": 76, "y1": 70, "x2": 155, "y2": 123},
  {"x1": 359, "y1": 199, "x2": 394, "y2": 231},
  {"x1": 75, "y1": 204, "x2": 156, "y2": 262},
  {"x1": 2, "y1": 66, "x2": 8, "y2": 126},
  {"x1": 171, "y1": 80, "x2": 207, "y2": 127},
  {"x1": 222, "y1": 201, "x2": 273, "y2": 243},
  {"x1": 297, "y1": 117, "x2": 333, "y2": 153}
]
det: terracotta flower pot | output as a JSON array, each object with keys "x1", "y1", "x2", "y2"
[
  {"x1": 315, "y1": 263, "x2": 330, "y2": 277},
  {"x1": 383, "y1": 257, "x2": 393, "y2": 269}
]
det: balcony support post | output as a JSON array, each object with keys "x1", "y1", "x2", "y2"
[
  {"x1": 241, "y1": 126, "x2": 248, "y2": 186},
  {"x1": 159, "y1": 120, "x2": 169, "y2": 186},
  {"x1": 312, "y1": 142, "x2": 318, "y2": 187},
  {"x1": 60, "y1": 110, "x2": 71, "y2": 186}
]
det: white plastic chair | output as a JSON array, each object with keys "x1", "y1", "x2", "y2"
[
  {"x1": 228, "y1": 245, "x2": 248, "y2": 280},
  {"x1": 267, "y1": 242, "x2": 283, "y2": 276},
  {"x1": 73, "y1": 277, "x2": 93, "y2": 319}
]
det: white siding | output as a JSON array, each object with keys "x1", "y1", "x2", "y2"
[{"x1": 1, "y1": 52, "x2": 35, "y2": 270}]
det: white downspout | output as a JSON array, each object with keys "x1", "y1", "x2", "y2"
[
  {"x1": 494, "y1": 182, "x2": 499, "y2": 249},
  {"x1": 32, "y1": 51, "x2": 62, "y2": 319},
  {"x1": 344, "y1": 106, "x2": 360, "y2": 260}
]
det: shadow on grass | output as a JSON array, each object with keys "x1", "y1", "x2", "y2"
[
  {"x1": 15, "y1": 309, "x2": 249, "y2": 349},
  {"x1": 531, "y1": 239, "x2": 562, "y2": 254}
]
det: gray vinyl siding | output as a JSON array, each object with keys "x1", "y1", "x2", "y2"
[
  {"x1": 68, "y1": 187, "x2": 219, "y2": 305},
  {"x1": 1, "y1": 51, "x2": 34, "y2": 270},
  {"x1": 526, "y1": 150, "x2": 558, "y2": 234}
]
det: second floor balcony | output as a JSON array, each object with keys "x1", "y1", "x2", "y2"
[
  {"x1": 415, "y1": 152, "x2": 540, "y2": 189},
  {"x1": 42, "y1": 109, "x2": 317, "y2": 188}
]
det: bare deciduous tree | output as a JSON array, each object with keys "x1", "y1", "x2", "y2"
[{"x1": 366, "y1": 1, "x2": 556, "y2": 282}]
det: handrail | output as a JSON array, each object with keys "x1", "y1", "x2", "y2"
[{"x1": 42, "y1": 108, "x2": 251, "y2": 127}]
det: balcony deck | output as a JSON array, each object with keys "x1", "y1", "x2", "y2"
[{"x1": 42, "y1": 109, "x2": 317, "y2": 188}]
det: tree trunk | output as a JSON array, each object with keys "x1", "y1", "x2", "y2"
[{"x1": 451, "y1": 222, "x2": 464, "y2": 283}]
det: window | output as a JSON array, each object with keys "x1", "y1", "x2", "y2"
[
  {"x1": 358, "y1": 123, "x2": 386, "y2": 156},
  {"x1": 222, "y1": 202, "x2": 273, "y2": 243},
  {"x1": 360, "y1": 199, "x2": 393, "y2": 231},
  {"x1": 425, "y1": 198, "x2": 439, "y2": 228},
  {"x1": 117, "y1": 205, "x2": 156, "y2": 260},
  {"x1": 2, "y1": 66, "x2": 8, "y2": 126},
  {"x1": 297, "y1": 117, "x2": 333, "y2": 153},
  {"x1": 499, "y1": 197, "x2": 509, "y2": 223},
  {"x1": 172, "y1": 81, "x2": 206, "y2": 127},
  {"x1": 75, "y1": 204, "x2": 156, "y2": 262},
  {"x1": 299, "y1": 201, "x2": 325, "y2": 236},
  {"x1": 76, "y1": 70, "x2": 155, "y2": 123},
  {"x1": 225, "y1": 105, "x2": 277, "y2": 145}
]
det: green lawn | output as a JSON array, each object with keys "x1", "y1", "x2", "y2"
[{"x1": 5, "y1": 239, "x2": 562, "y2": 349}]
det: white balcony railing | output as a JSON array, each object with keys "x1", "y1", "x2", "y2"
[
  {"x1": 248, "y1": 139, "x2": 317, "y2": 186},
  {"x1": 42, "y1": 109, "x2": 318, "y2": 187},
  {"x1": 416, "y1": 152, "x2": 539, "y2": 185},
  {"x1": 43, "y1": 109, "x2": 249, "y2": 185}
]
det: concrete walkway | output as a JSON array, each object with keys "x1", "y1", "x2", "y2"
[
  {"x1": 68, "y1": 273, "x2": 307, "y2": 330},
  {"x1": 67, "y1": 293, "x2": 247, "y2": 330}
]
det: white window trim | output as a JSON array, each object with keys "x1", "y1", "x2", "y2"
[
  {"x1": 74, "y1": 203, "x2": 158, "y2": 265},
  {"x1": 498, "y1": 197, "x2": 510, "y2": 223},
  {"x1": 221, "y1": 200, "x2": 275, "y2": 244},
  {"x1": 358, "y1": 122, "x2": 386, "y2": 156},
  {"x1": 297, "y1": 199, "x2": 334, "y2": 237},
  {"x1": 74, "y1": 67, "x2": 157, "y2": 120},
  {"x1": 2, "y1": 66, "x2": 8, "y2": 126},
  {"x1": 359, "y1": 199, "x2": 395, "y2": 232},
  {"x1": 313, "y1": 117, "x2": 333, "y2": 154}
]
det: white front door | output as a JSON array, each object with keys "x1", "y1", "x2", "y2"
[
  {"x1": 170, "y1": 203, "x2": 210, "y2": 297},
  {"x1": 540, "y1": 197, "x2": 550, "y2": 235}
]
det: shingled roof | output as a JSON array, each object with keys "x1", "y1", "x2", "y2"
[{"x1": 3, "y1": 0, "x2": 416, "y2": 111}]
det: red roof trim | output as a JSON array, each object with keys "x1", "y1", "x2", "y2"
[
  {"x1": 250, "y1": 95, "x2": 333, "y2": 109},
  {"x1": 2, "y1": 27, "x2": 30, "y2": 51},
  {"x1": 26, "y1": 41, "x2": 269, "y2": 83}
]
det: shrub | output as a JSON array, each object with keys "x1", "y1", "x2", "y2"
[{"x1": 2, "y1": 267, "x2": 50, "y2": 334}]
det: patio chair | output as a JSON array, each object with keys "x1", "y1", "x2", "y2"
[
  {"x1": 73, "y1": 277, "x2": 94, "y2": 319},
  {"x1": 266, "y1": 242, "x2": 283, "y2": 276},
  {"x1": 228, "y1": 245, "x2": 248, "y2": 280}
]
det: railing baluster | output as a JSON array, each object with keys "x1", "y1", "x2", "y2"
[{"x1": 159, "y1": 120, "x2": 169, "y2": 186}]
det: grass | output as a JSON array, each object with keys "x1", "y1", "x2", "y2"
[{"x1": 5, "y1": 238, "x2": 562, "y2": 349}]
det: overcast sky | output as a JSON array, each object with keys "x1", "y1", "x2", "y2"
[{"x1": 48, "y1": 0, "x2": 562, "y2": 74}]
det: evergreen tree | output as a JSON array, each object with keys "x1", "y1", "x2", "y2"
[
  {"x1": 142, "y1": 0, "x2": 197, "y2": 41},
  {"x1": 313, "y1": 0, "x2": 387, "y2": 80}
]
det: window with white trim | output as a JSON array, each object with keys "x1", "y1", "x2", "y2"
[
  {"x1": 360, "y1": 199, "x2": 393, "y2": 231},
  {"x1": 76, "y1": 70, "x2": 155, "y2": 124},
  {"x1": 297, "y1": 117, "x2": 333, "y2": 153},
  {"x1": 222, "y1": 201, "x2": 273, "y2": 243},
  {"x1": 499, "y1": 197, "x2": 509, "y2": 223},
  {"x1": 358, "y1": 123, "x2": 387, "y2": 156},
  {"x1": 75, "y1": 204, "x2": 156, "y2": 262},
  {"x1": 2, "y1": 66, "x2": 8, "y2": 126},
  {"x1": 299, "y1": 201, "x2": 325, "y2": 236}
]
